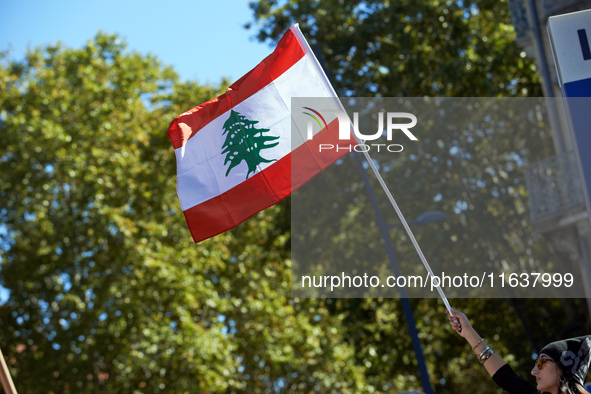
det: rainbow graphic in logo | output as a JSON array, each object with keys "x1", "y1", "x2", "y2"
[{"x1": 302, "y1": 107, "x2": 328, "y2": 139}]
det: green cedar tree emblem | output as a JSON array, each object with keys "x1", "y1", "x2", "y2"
[{"x1": 221, "y1": 110, "x2": 280, "y2": 179}]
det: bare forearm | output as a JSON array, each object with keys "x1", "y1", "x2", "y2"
[
  {"x1": 466, "y1": 332, "x2": 506, "y2": 377},
  {"x1": 448, "y1": 310, "x2": 506, "y2": 377}
]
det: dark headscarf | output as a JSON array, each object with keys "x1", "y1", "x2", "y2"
[{"x1": 540, "y1": 336, "x2": 591, "y2": 386}]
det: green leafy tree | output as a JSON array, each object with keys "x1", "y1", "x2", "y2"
[
  {"x1": 248, "y1": 0, "x2": 541, "y2": 97},
  {"x1": 1, "y1": 5, "x2": 588, "y2": 393},
  {"x1": 221, "y1": 110, "x2": 279, "y2": 178},
  {"x1": 0, "y1": 34, "x2": 366, "y2": 393}
]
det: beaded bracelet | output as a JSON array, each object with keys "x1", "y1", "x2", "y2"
[{"x1": 471, "y1": 338, "x2": 485, "y2": 350}]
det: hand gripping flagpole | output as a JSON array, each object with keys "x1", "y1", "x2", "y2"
[{"x1": 290, "y1": 24, "x2": 454, "y2": 315}]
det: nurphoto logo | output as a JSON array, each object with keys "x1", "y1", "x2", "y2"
[{"x1": 302, "y1": 107, "x2": 418, "y2": 153}]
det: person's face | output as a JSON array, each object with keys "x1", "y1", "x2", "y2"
[{"x1": 531, "y1": 353, "x2": 562, "y2": 394}]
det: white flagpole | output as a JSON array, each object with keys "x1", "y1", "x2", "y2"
[
  {"x1": 290, "y1": 24, "x2": 453, "y2": 314},
  {"x1": 356, "y1": 148, "x2": 453, "y2": 313},
  {"x1": 0, "y1": 348, "x2": 17, "y2": 394}
]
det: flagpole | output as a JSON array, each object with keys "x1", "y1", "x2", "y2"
[
  {"x1": 357, "y1": 146, "x2": 453, "y2": 313},
  {"x1": 0, "y1": 348, "x2": 17, "y2": 394},
  {"x1": 291, "y1": 24, "x2": 454, "y2": 314}
]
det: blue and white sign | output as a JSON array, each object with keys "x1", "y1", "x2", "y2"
[{"x1": 548, "y1": 9, "x2": 591, "y2": 225}]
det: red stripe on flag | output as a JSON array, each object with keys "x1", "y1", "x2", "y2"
[
  {"x1": 182, "y1": 119, "x2": 354, "y2": 243},
  {"x1": 167, "y1": 29, "x2": 306, "y2": 150}
]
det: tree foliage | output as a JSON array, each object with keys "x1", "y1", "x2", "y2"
[
  {"x1": 248, "y1": 0, "x2": 541, "y2": 97},
  {"x1": 0, "y1": 2, "x2": 589, "y2": 392},
  {"x1": 0, "y1": 34, "x2": 366, "y2": 393}
]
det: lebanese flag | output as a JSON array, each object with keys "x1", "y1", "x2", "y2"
[{"x1": 167, "y1": 25, "x2": 353, "y2": 243}]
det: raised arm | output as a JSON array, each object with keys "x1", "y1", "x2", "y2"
[
  {"x1": 447, "y1": 310, "x2": 540, "y2": 394},
  {"x1": 447, "y1": 309, "x2": 506, "y2": 377}
]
